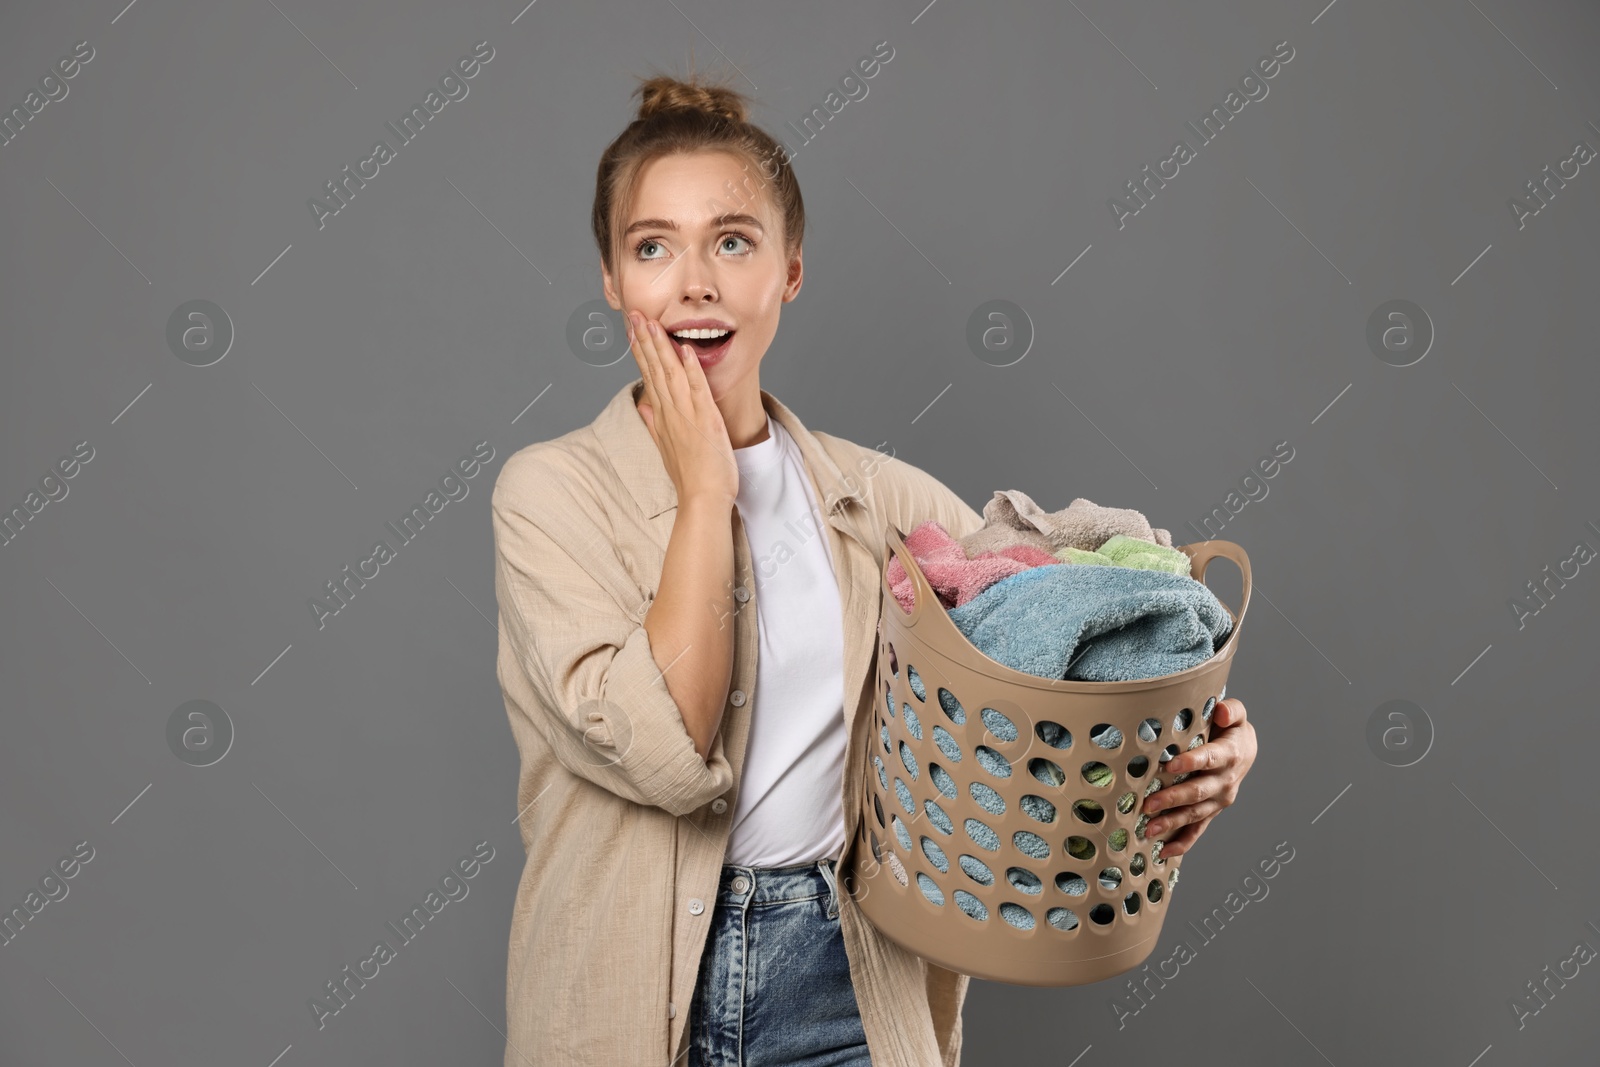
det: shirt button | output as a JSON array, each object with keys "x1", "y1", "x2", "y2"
[
  {"x1": 734, "y1": 585, "x2": 751, "y2": 603},
  {"x1": 688, "y1": 898, "x2": 705, "y2": 915},
  {"x1": 668, "y1": 1001, "x2": 676, "y2": 1019},
  {"x1": 711, "y1": 798, "x2": 728, "y2": 814},
  {"x1": 729, "y1": 690, "x2": 747, "y2": 707}
]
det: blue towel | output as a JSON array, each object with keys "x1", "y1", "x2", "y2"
[{"x1": 944, "y1": 563, "x2": 1233, "y2": 681}]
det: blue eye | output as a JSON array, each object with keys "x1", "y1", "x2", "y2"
[{"x1": 632, "y1": 231, "x2": 757, "y2": 261}]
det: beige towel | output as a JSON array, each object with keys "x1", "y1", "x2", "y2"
[
  {"x1": 960, "y1": 490, "x2": 1173, "y2": 557},
  {"x1": 954, "y1": 525, "x2": 1055, "y2": 559}
]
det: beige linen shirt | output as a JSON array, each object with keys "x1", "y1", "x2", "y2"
[{"x1": 492, "y1": 377, "x2": 986, "y2": 1067}]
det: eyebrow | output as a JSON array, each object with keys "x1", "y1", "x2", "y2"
[{"x1": 622, "y1": 212, "x2": 766, "y2": 238}]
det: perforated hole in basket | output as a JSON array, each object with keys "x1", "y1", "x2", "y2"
[
  {"x1": 893, "y1": 777, "x2": 915, "y2": 815},
  {"x1": 1089, "y1": 723, "x2": 1123, "y2": 751},
  {"x1": 1081, "y1": 761, "x2": 1113, "y2": 789},
  {"x1": 1013, "y1": 831, "x2": 1050, "y2": 860},
  {"x1": 899, "y1": 741, "x2": 920, "y2": 780},
  {"x1": 1056, "y1": 871, "x2": 1087, "y2": 896},
  {"x1": 969, "y1": 781, "x2": 1005, "y2": 815},
  {"x1": 1022, "y1": 795, "x2": 1056, "y2": 823},
  {"x1": 955, "y1": 890, "x2": 988, "y2": 922},
  {"x1": 1036, "y1": 721, "x2": 1072, "y2": 750},
  {"x1": 960, "y1": 855, "x2": 993, "y2": 886},
  {"x1": 1071, "y1": 799, "x2": 1104, "y2": 825},
  {"x1": 974, "y1": 746, "x2": 1012, "y2": 779},
  {"x1": 981, "y1": 707, "x2": 1017, "y2": 742},
  {"x1": 938, "y1": 688, "x2": 966, "y2": 724},
  {"x1": 1007, "y1": 867, "x2": 1043, "y2": 894},
  {"x1": 902, "y1": 703, "x2": 923, "y2": 741},
  {"x1": 1029, "y1": 758, "x2": 1065, "y2": 787},
  {"x1": 964, "y1": 817, "x2": 1000, "y2": 851}
]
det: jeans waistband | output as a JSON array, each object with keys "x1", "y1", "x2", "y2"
[{"x1": 715, "y1": 858, "x2": 842, "y2": 918}]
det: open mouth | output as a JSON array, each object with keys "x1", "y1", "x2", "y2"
[{"x1": 668, "y1": 328, "x2": 735, "y2": 364}]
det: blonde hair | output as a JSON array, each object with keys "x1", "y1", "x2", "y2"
[{"x1": 592, "y1": 70, "x2": 805, "y2": 276}]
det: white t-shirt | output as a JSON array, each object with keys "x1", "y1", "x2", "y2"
[{"x1": 723, "y1": 411, "x2": 849, "y2": 869}]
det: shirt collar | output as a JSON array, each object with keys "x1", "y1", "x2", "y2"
[{"x1": 594, "y1": 378, "x2": 867, "y2": 520}]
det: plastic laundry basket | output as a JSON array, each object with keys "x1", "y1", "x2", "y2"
[{"x1": 844, "y1": 522, "x2": 1251, "y2": 986}]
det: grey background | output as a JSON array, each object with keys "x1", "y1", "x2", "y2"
[{"x1": 3, "y1": 0, "x2": 1597, "y2": 1064}]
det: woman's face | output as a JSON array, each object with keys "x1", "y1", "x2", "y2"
[{"x1": 602, "y1": 149, "x2": 802, "y2": 402}]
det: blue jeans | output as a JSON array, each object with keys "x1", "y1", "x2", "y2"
[{"x1": 687, "y1": 858, "x2": 871, "y2": 1067}]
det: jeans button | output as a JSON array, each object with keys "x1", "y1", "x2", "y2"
[
  {"x1": 688, "y1": 898, "x2": 705, "y2": 915},
  {"x1": 729, "y1": 690, "x2": 746, "y2": 707},
  {"x1": 731, "y1": 876, "x2": 749, "y2": 894}
]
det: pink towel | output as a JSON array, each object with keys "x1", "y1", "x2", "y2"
[{"x1": 886, "y1": 520, "x2": 1060, "y2": 614}]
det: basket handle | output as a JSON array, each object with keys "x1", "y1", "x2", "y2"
[
  {"x1": 881, "y1": 521, "x2": 941, "y2": 630},
  {"x1": 1181, "y1": 539, "x2": 1252, "y2": 649}
]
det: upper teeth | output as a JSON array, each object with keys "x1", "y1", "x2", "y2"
[{"x1": 670, "y1": 328, "x2": 730, "y2": 339}]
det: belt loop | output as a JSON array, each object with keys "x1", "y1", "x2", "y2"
[{"x1": 819, "y1": 858, "x2": 840, "y2": 920}]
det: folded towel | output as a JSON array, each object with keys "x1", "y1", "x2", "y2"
[
  {"x1": 945, "y1": 563, "x2": 1232, "y2": 682},
  {"x1": 1056, "y1": 534, "x2": 1192, "y2": 577},
  {"x1": 961, "y1": 490, "x2": 1173, "y2": 558},
  {"x1": 887, "y1": 521, "x2": 1060, "y2": 614}
]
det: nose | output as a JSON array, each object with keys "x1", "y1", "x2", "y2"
[{"x1": 676, "y1": 245, "x2": 718, "y2": 304}]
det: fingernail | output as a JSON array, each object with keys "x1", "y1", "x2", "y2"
[{"x1": 647, "y1": 320, "x2": 657, "y2": 335}]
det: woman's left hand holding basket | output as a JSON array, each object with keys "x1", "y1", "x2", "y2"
[{"x1": 1140, "y1": 698, "x2": 1257, "y2": 859}]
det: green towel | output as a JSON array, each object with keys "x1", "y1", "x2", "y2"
[{"x1": 1055, "y1": 534, "x2": 1191, "y2": 577}]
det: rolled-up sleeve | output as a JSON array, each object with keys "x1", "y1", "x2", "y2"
[{"x1": 491, "y1": 464, "x2": 734, "y2": 817}]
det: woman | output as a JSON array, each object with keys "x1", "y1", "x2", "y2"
[{"x1": 491, "y1": 72, "x2": 1259, "y2": 1067}]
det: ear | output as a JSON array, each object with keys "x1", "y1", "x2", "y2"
[
  {"x1": 601, "y1": 256, "x2": 621, "y2": 310},
  {"x1": 782, "y1": 245, "x2": 804, "y2": 303}
]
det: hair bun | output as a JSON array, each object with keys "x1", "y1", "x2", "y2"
[{"x1": 634, "y1": 74, "x2": 748, "y2": 124}]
